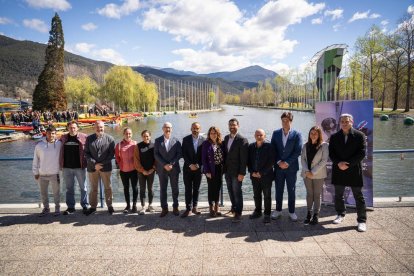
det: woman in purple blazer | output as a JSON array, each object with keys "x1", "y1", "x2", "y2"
[{"x1": 202, "y1": 126, "x2": 225, "y2": 217}]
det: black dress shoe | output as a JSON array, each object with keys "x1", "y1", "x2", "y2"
[
  {"x1": 85, "y1": 208, "x2": 96, "y2": 216},
  {"x1": 108, "y1": 206, "x2": 115, "y2": 215},
  {"x1": 232, "y1": 213, "x2": 242, "y2": 223},
  {"x1": 160, "y1": 208, "x2": 169, "y2": 217},
  {"x1": 263, "y1": 215, "x2": 271, "y2": 224},
  {"x1": 304, "y1": 212, "x2": 312, "y2": 225},
  {"x1": 63, "y1": 208, "x2": 75, "y2": 215},
  {"x1": 310, "y1": 214, "x2": 319, "y2": 225},
  {"x1": 173, "y1": 207, "x2": 180, "y2": 216},
  {"x1": 249, "y1": 212, "x2": 262, "y2": 219},
  {"x1": 181, "y1": 210, "x2": 190, "y2": 218}
]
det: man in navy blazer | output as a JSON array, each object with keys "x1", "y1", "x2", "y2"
[
  {"x1": 154, "y1": 122, "x2": 182, "y2": 217},
  {"x1": 223, "y1": 118, "x2": 249, "y2": 222},
  {"x1": 270, "y1": 112, "x2": 302, "y2": 221},
  {"x1": 181, "y1": 122, "x2": 205, "y2": 218}
]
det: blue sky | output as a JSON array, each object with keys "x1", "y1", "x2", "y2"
[{"x1": 0, "y1": 0, "x2": 413, "y2": 74}]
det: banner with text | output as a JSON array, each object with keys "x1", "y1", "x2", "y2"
[{"x1": 315, "y1": 100, "x2": 373, "y2": 207}]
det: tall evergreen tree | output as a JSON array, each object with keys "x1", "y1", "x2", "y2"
[{"x1": 33, "y1": 13, "x2": 66, "y2": 111}]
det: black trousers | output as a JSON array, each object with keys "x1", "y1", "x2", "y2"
[
  {"x1": 334, "y1": 185, "x2": 367, "y2": 223},
  {"x1": 120, "y1": 170, "x2": 138, "y2": 206},
  {"x1": 138, "y1": 172, "x2": 154, "y2": 206},
  {"x1": 251, "y1": 177, "x2": 272, "y2": 216},
  {"x1": 207, "y1": 165, "x2": 223, "y2": 206},
  {"x1": 183, "y1": 169, "x2": 202, "y2": 210}
]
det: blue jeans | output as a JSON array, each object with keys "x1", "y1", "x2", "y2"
[
  {"x1": 275, "y1": 170, "x2": 297, "y2": 213},
  {"x1": 63, "y1": 168, "x2": 88, "y2": 209},
  {"x1": 225, "y1": 174, "x2": 243, "y2": 215}
]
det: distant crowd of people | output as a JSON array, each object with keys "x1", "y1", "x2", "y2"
[{"x1": 32, "y1": 111, "x2": 368, "y2": 232}]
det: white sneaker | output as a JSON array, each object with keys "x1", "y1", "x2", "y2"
[
  {"x1": 333, "y1": 215, "x2": 344, "y2": 224},
  {"x1": 357, "y1": 222, "x2": 367, "y2": 232},
  {"x1": 139, "y1": 206, "x2": 146, "y2": 215},
  {"x1": 146, "y1": 205, "x2": 155, "y2": 213},
  {"x1": 289, "y1": 212, "x2": 298, "y2": 222},
  {"x1": 271, "y1": 210, "x2": 282, "y2": 220}
]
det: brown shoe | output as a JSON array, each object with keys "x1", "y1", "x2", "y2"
[
  {"x1": 191, "y1": 207, "x2": 201, "y2": 215},
  {"x1": 214, "y1": 204, "x2": 222, "y2": 216},
  {"x1": 173, "y1": 207, "x2": 180, "y2": 216},
  {"x1": 159, "y1": 208, "x2": 169, "y2": 217},
  {"x1": 181, "y1": 210, "x2": 190, "y2": 218}
]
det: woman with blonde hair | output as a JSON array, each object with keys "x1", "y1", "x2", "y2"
[{"x1": 301, "y1": 126, "x2": 328, "y2": 225}]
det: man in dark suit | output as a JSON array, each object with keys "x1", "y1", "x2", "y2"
[
  {"x1": 154, "y1": 122, "x2": 182, "y2": 217},
  {"x1": 271, "y1": 112, "x2": 302, "y2": 221},
  {"x1": 223, "y1": 118, "x2": 248, "y2": 222},
  {"x1": 329, "y1": 113, "x2": 367, "y2": 232},
  {"x1": 181, "y1": 122, "x2": 205, "y2": 218},
  {"x1": 248, "y1": 129, "x2": 275, "y2": 224}
]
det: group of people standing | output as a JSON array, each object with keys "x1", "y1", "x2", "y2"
[{"x1": 32, "y1": 111, "x2": 368, "y2": 232}]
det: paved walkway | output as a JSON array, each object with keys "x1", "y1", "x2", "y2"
[{"x1": 0, "y1": 203, "x2": 413, "y2": 275}]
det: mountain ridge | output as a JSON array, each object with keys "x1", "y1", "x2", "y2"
[{"x1": 0, "y1": 35, "x2": 276, "y2": 100}]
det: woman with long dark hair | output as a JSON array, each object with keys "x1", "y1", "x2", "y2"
[
  {"x1": 202, "y1": 126, "x2": 225, "y2": 217},
  {"x1": 300, "y1": 126, "x2": 328, "y2": 225},
  {"x1": 134, "y1": 130, "x2": 155, "y2": 214}
]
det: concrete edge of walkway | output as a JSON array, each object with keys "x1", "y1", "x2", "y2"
[{"x1": 0, "y1": 197, "x2": 413, "y2": 209}]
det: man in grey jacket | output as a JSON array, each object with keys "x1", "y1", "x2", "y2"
[
  {"x1": 84, "y1": 121, "x2": 115, "y2": 215},
  {"x1": 154, "y1": 122, "x2": 182, "y2": 217}
]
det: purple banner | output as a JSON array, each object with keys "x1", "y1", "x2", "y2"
[{"x1": 315, "y1": 100, "x2": 374, "y2": 207}]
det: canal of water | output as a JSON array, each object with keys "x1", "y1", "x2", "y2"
[{"x1": 0, "y1": 105, "x2": 413, "y2": 203}]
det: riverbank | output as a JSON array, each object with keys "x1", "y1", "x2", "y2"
[
  {"x1": 232, "y1": 104, "x2": 414, "y2": 118},
  {"x1": 0, "y1": 203, "x2": 413, "y2": 275}
]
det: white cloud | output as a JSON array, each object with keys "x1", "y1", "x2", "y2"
[
  {"x1": 381, "y1": 20, "x2": 389, "y2": 26},
  {"x1": 75, "y1": 43, "x2": 95, "y2": 53},
  {"x1": 265, "y1": 63, "x2": 291, "y2": 75},
  {"x1": 25, "y1": 0, "x2": 71, "y2": 11},
  {"x1": 333, "y1": 23, "x2": 341, "y2": 32},
  {"x1": 169, "y1": 49, "x2": 251, "y2": 73},
  {"x1": 97, "y1": 0, "x2": 140, "y2": 19},
  {"x1": 142, "y1": 0, "x2": 324, "y2": 72},
  {"x1": 0, "y1": 17, "x2": 13, "y2": 25},
  {"x1": 408, "y1": 5, "x2": 414, "y2": 14},
  {"x1": 92, "y1": 49, "x2": 126, "y2": 65},
  {"x1": 324, "y1": 9, "x2": 343, "y2": 20},
  {"x1": 348, "y1": 10, "x2": 381, "y2": 23},
  {"x1": 82, "y1": 23, "x2": 97, "y2": 31},
  {"x1": 23, "y1": 19, "x2": 48, "y2": 33},
  {"x1": 311, "y1": 17, "x2": 322, "y2": 24}
]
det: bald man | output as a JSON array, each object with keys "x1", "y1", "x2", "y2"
[
  {"x1": 247, "y1": 129, "x2": 275, "y2": 224},
  {"x1": 84, "y1": 121, "x2": 115, "y2": 216},
  {"x1": 154, "y1": 122, "x2": 182, "y2": 217}
]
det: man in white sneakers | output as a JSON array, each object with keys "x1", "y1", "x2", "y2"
[
  {"x1": 329, "y1": 113, "x2": 367, "y2": 232},
  {"x1": 32, "y1": 125, "x2": 62, "y2": 217}
]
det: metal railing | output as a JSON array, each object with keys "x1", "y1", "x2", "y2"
[{"x1": 1, "y1": 149, "x2": 413, "y2": 208}]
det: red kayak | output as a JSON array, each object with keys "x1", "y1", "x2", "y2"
[{"x1": 0, "y1": 125, "x2": 34, "y2": 131}]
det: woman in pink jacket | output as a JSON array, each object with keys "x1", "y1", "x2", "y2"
[{"x1": 115, "y1": 127, "x2": 138, "y2": 213}]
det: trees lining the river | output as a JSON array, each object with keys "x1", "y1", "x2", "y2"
[{"x1": 231, "y1": 11, "x2": 413, "y2": 111}]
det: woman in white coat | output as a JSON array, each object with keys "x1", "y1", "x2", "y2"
[{"x1": 301, "y1": 126, "x2": 328, "y2": 225}]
